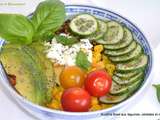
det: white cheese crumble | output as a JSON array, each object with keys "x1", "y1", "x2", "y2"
[{"x1": 45, "y1": 35, "x2": 93, "y2": 66}]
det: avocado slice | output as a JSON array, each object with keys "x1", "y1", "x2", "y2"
[{"x1": 0, "y1": 43, "x2": 56, "y2": 105}]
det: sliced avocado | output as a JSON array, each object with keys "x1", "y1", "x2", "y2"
[{"x1": 0, "y1": 43, "x2": 56, "y2": 105}]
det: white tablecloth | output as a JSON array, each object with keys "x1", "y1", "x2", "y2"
[{"x1": 0, "y1": 0, "x2": 160, "y2": 120}]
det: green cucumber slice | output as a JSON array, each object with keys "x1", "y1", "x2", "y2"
[
  {"x1": 116, "y1": 54, "x2": 148, "y2": 72},
  {"x1": 110, "y1": 81, "x2": 128, "y2": 95},
  {"x1": 104, "y1": 27, "x2": 133, "y2": 50},
  {"x1": 113, "y1": 72, "x2": 143, "y2": 85},
  {"x1": 102, "y1": 21, "x2": 124, "y2": 44},
  {"x1": 115, "y1": 70, "x2": 139, "y2": 78},
  {"x1": 104, "y1": 41, "x2": 137, "y2": 56},
  {"x1": 99, "y1": 93, "x2": 129, "y2": 104},
  {"x1": 100, "y1": 80, "x2": 142, "y2": 104},
  {"x1": 88, "y1": 19, "x2": 107, "y2": 40},
  {"x1": 109, "y1": 44, "x2": 142, "y2": 63},
  {"x1": 69, "y1": 14, "x2": 98, "y2": 36},
  {"x1": 95, "y1": 39, "x2": 109, "y2": 44}
]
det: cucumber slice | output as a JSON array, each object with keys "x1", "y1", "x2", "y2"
[
  {"x1": 128, "y1": 79, "x2": 142, "y2": 93},
  {"x1": 115, "y1": 70, "x2": 139, "y2": 78},
  {"x1": 100, "y1": 80, "x2": 142, "y2": 104},
  {"x1": 95, "y1": 39, "x2": 109, "y2": 44},
  {"x1": 104, "y1": 41, "x2": 137, "y2": 56},
  {"x1": 102, "y1": 21, "x2": 124, "y2": 44},
  {"x1": 104, "y1": 27, "x2": 133, "y2": 50},
  {"x1": 88, "y1": 19, "x2": 107, "y2": 40},
  {"x1": 99, "y1": 93, "x2": 129, "y2": 104},
  {"x1": 69, "y1": 14, "x2": 98, "y2": 36},
  {"x1": 116, "y1": 54, "x2": 148, "y2": 72},
  {"x1": 110, "y1": 78, "x2": 142, "y2": 95},
  {"x1": 113, "y1": 72, "x2": 143, "y2": 85},
  {"x1": 109, "y1": 44, "x2": 142, "y2": 63},
  {"x1": 110, "y1": 81, "x2": 128, "y2": 95}
]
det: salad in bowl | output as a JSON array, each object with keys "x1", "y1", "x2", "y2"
[{"x1": 0, "y1": 0, "x2": 152, "y2": 119}]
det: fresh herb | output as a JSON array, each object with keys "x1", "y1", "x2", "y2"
[
  {"x1": 0, "y1": 14, "x2": 34, "y2": 45},
  {"x1": 76, "y1": 50, "x2": 91, "y2": 70},
  {"x1": 0, "y1": 0, "x2": 65, "y2": 45},
  {"x1": 55, "y1": 35, "x2": 78, "y2": 46},
  {"x1": 31, "y1": 0, "x2": 65, "y2": 41},
  {"x1": 153, "y1": 84, "x2": 160, "y2": 103}
]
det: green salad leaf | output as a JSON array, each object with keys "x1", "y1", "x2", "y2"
[
  {"x1": 0, "y1": 14, "x2": 34, "y2": 44},
  {"x1": 153, "y1": 84, "x2": 160, "y2": 103},
  {"x1": 31, "y1": 0, "x2": 66, "y2": 41},
  {"x1": 76, "y1": 50, "x2": 91, "y2": 70},
  {"x1": 55, "y1": 35, "x2": 78, "y2": 46}
]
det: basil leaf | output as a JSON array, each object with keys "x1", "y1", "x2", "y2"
[
  {"x1": 31, "y1": 0, "x2": 65, "y2": 41},
  {"x1": 153, "y1": 84, "x2": 160, "y2": 103},
  {"x1": 76, "y1": 51, "x2": 91, "y2": 70},
  {"x1": 55, "y1": 35, "x2": 78, "y2": 46},
  {"x1": 0, "y1": 14, "x2": 34, "y2": 44}
]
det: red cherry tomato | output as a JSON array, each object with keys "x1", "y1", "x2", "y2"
[
  {"x1": 85, "y1": 70, "x2": 112, "y2": 97},
  {"x1": 61, "y1": 87, "x2": 91, "y2": 112}
]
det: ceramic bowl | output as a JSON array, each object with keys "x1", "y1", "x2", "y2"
[{"x1": 0, "y1": 5, "x2": 153, "y2": 120}]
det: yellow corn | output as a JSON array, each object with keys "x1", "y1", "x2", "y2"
[
  {"x1": 93, "y1": 53, "x2": 101, "y2": 63},
  {"x1": 55, "y1": 91, "x2": 63, "y2": 101},
  {"x1": 92, "y1": 61, "x2": 105, "y2": 70},
  {"x1": 48, "y1": 100, "x2": 61, "y2": 110},
  {"x1": 91, "y1": 97, "x2": 99, "y2": 105},
  {"x1": 90, "y1": 104, "x2": 102, "y2": 111},
  {"x1": 102, "y1": 55, "x2": 112, "y2": 64},
  {"x1": 105, "y1": 64, "x2": 116, "y2": 76},
  {"x1": 101, "y1": 104, "x2": 113, "y2": 109},
  {"x1": 52, "y1": 86, "x2": 63, "y2": 97},
  {"x1": 94, "y1": 45, "x2": 103, "y2": 52}
]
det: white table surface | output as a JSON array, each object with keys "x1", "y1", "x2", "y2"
[{"x1": 0, "y1": 0, "x2": 160, "y2": 120}]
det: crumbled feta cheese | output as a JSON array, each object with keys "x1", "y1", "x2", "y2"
[{"x1": 45, "y1": 34, "x2": 93, "y2": 66}]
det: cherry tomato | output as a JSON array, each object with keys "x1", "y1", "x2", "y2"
[
  {"x1": 60, "y1": 66, "x2": 85, "y2": 89},
  {"x1": 85, "y1": 70, "x2": 112, "y2": 97},
  {"x1": 61, "y1": 87, "x2": 91, "y2": 112}
]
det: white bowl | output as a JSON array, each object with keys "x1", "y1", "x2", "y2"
[{"x1": 0, "y1": 5, "x2": 153, "y2": 120}]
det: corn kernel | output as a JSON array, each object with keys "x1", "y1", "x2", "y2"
[
  {"x1": 93, "y1": 53, "x2": 102, "y2": 63},
  {"x1": 52, "y1": 86, "x2": 62, "y2": 94},
  {"x1": 92, "y1": 61, "x2": 105, "y2": 70},
  {"x1": 52, "y1": 87, "x2": 59, "y2": 97},
  {"x1": 105, "y1": 64, "x2": 116, "y2": 76},
  {"x1": 94, "y1": 45, "x2": 103, "y2": 52},
  {"x1": 48, "y1": 100, "x2": 61, "y2": 110},
  {"x1": 102, "y1": 55, "x2": 111, "y2": 64},
  {"x1": 90, "y1": 104, "x2": 102, "y2": 111},
  {"x1": 88, "y1": 67, "x2": 97, "y2": 73},
  {"x1": 101, "y1": 104, "x2": 113, "y2": 109},
  {"x1": 91, "y1": 97, "x2": 99, "y2": 105},
  {"x1": 55, "y1": 91, "x2": 63, "y2": 101}
]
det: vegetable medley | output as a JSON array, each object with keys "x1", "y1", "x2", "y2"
[{"x1": 0, "y1": 0, "x2": 148, "y2": 112}]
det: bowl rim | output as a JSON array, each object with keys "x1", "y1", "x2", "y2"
[{"x1": 0, "y1": 4, "x2": 153, "y2": 116}]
